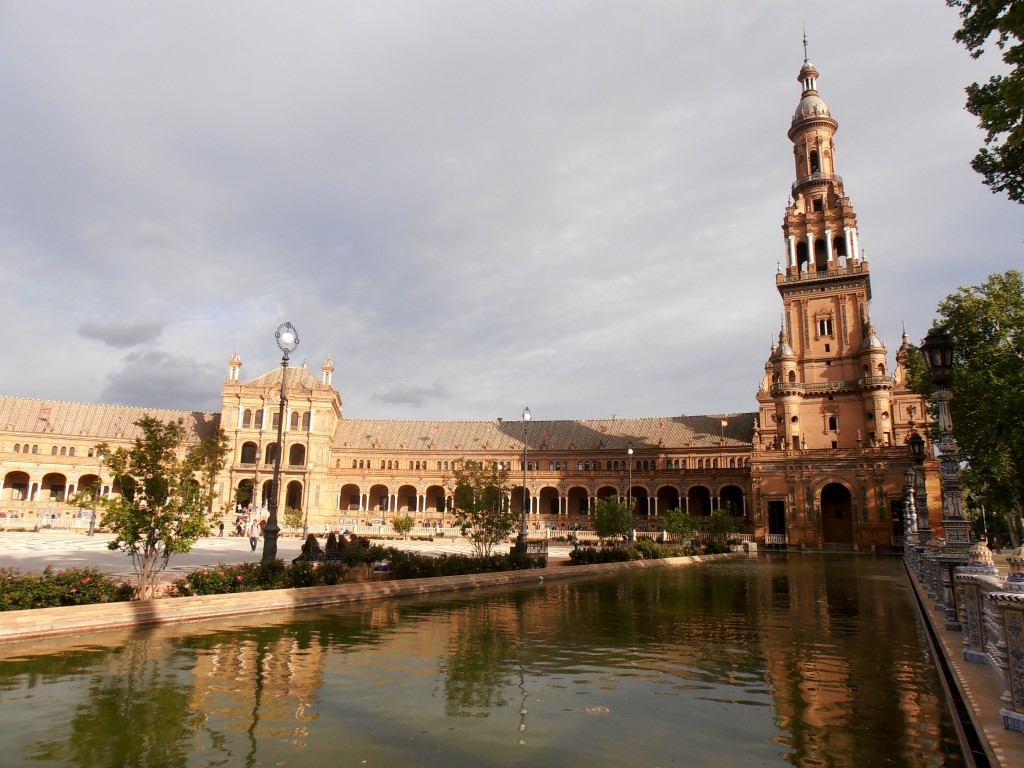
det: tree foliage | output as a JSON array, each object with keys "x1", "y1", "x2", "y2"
[
  {"x1": 451, "y1": 460, "x2": 518, "y2": 556},
  {"x1": 662, "y1": 508, "x2": 701, "y2": 544},
  {"x1": 929, "y1": 270, "x2": 1024, "y2": 542},
  {"x1": 391, "y1": 514, "x2": 415, "y2": 539},
  {"x1": 591, "y1": 496, "x2": 633, "y2": 540},
  {"x1": 96, "y1": 417, "x2": 229, "y2": 599},
  {"x1": 283, "y1": 506, "x2": 304, "y2": 529},
  {"x1": 947, "y1": 1, "x2": 1024, "y2": 202},
  {"x1": 708, "y1": 509, "x2": 736, "y2": 537}
]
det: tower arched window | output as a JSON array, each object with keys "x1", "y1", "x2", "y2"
[
  {"x1": 809, "y1": 149, "x2": 820, "y2": 174},
  {"x1": 788, "y1": 370, "x2": 797, "y2": 383},
  {"x1": 302, "y1": 411, "x2": 311, "y2": 431},
  {"x1": 255, "y1": 410, "x2": 264, "y2": 429},
  {"x1": 242, "y1": 410, "x2": 252, "y2": 428},
  {"x1": 828, "y1": 416, "x2": 838, "y2": 431},
  {"x1": 796, "y1": 242, "x2": 809, "y2": 273},
  {"x1": 290, "y1": 412, "x2": 300, "y2": 429}
]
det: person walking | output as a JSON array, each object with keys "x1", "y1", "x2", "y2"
[{"x1": 248, "y1": 519, "x2": 261, "y2": 552}]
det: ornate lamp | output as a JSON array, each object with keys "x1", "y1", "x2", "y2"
[{"x1": 262, "y1": 322, "x2": 299, "y2": 562}]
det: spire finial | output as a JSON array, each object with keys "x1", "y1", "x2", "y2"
[{"x1": 802, "y1": 26, "x2": 808, "y2": 61}]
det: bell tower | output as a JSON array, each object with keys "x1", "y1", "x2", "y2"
[{"x1": 757, "y1": 43, "x2": 895, "y2": 451}]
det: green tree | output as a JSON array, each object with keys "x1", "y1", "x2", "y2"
[
  {"x1": 283, "y1": 506, "x2": 304, "y2": 529},
  {"x1": 96, "y1": 416, "x2": 230, "y2": 599},
  {"x1": 391, "y1": 514, "x2": 415, "y2": 539},
  {"x1": 662, "y1": 507, "x2": 701, "y2": 545},
  {"x1": 451, "y1": 460, "x2": 517, "y2": 556},
  {"x1": 591, "y1": 496, "x2": 633, "y2": 541},
  {"x1": 947, "y1": 1, "x2": 1024, "y2": 202},
  {"x1": 708, "y1": 508, "x2": 736, "y2": 538},
  {"x1": 66, "y1": 481, "x2": 103, "y2": 535},
  {"x1": 923, "y1": 270, "x2": 1024, "y2": 544}
]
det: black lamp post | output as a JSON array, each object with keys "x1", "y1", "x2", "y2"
[
  {"x1": 262, "y1": 322, "x2": 299, "y2": 563},
  {"x1": 516, "y1": 407, "x2": 531, "y2": 554}
]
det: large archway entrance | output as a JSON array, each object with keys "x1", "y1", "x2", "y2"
[{"x1": 821, "y1": 483, "x2": 853, "y2": 544}]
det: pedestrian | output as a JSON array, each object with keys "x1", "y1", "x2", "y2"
[
  {"x1": 219, "y1": 521, "x2": 225, "y2": 537},
  {"x1": 248, "y1": 519, "x2": 261, "y2": 552}
]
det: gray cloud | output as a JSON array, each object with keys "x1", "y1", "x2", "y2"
[
  {"x1": 78, "y1": 319, "x2": 165, "y2": 348},
  {"x1": 373, "y1": 382, "x2": 451, "y2": 408},
  {"x1": 100, "y1": 351, "x2": 219, "y2": 411}
]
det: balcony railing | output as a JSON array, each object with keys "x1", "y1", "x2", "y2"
[{"x1": 770, "y1": 375, "x2": 894, "y2": 396}]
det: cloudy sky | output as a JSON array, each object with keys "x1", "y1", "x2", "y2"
[{"x1": 0, "y1": 1, "x2": 1017, "y2": 422}]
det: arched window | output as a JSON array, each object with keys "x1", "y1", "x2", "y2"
[
  {"x1": 243, "y1": 409, "x2": 252, "y2": 428},
  {"x1": 788, "y1": 370, "x2": 797, "y2": 383},
  {"x1": 302, "y1": 411, "x2": 311, "y2": 430},
  {"x1": 352, "y1": 460, "x2": 358, "y2": 469},
  {"x1": 606, "y1": 461, "x2": 612, "y2": 471},
  {"x1": 60, "y1": 447, "x2": 66, "y2": 456},
  {"x1": 13, "y1": 444, "x2": 20, "y2": 453},
  {"x1": 437, "y1": 462, "x2": 442, "y2": 471},
  {"x1": 809, "y1": 149, "x2": 820, "y2": 174},
  {"x1": 712, "y1": 458, "x2": 719, "y2": 469},
  {"x1": 265, "y1": 444, "x2": 278, "y2": 464},
  {"x1": 828, "y1": 416, "x2": 838, "y2": 431},
  {"x1": 729, "y1": 458, "x2": 736, "y2": 468},
  {"x1": 69, "y1": 447, "x2": 75, "y2": 457},
  {"x1": 288, "y1": 444, "x2": 305, "y2": 466},
  {"x1": 51, "y1": 446, "x2": 58, "y2": 456},
  {"x1": 290, "y1": 412, "x2": 300, "y2": 429},
  {"x1": 583, "y1": 461, "x2": 589, "y2": 471},
  {"x1": 255, "y1": 410, "x2": 264, "y2": 429}
]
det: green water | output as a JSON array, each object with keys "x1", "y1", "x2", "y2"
[{"x1": 0, "y1": 555, "x2": 962, "y2": 767}]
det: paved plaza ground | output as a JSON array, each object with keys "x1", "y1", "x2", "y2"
[{"x1": 0, "y1": 530, "x2": 574, "y2": 584}]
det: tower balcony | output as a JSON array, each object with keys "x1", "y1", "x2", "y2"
[
  {"x1": 791, "y1": 171, "x2": 842, "y2": 198},
  {"x1": 770, "y1": 375, "x2": 894, "y2": 397},
  {"x1": 777, "y1": 260, "x2": 869, "y2": 285}
]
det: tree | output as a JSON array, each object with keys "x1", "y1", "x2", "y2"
[
  {"x1": 920, "y1": 270, "x2": 1024, "y2": 544},
  {"x1": 591, "y1": 497, "x2": 633, "y2": 541},
  {"x1": 391, "y1": 514, "x2": 415, "y2": 539},
  {"x1": 451, "y1": 460, "x2": 518, "y2": 556},
  {"x1": 708, "y1": 508, "x2": 736, "y2": 538},
  {"x1": 96, "y1": 417, "x2": 230, "y2": 600},
  {"x1": 66, "y1": 481, "x2": 103, "y2": 535},
  {"x1": 947, "y1": 1, "x2": 1024, "y2": 202},
  {"x1": 662, "y1": 507, "x2": 701, "y2": 545},
  {"x1": 283, "y1": 506, "x2": 304, "y2": 530}
]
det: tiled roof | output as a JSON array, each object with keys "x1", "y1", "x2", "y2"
[
  {"x1": 242, "y1": 364, "x2": 323, "y2": 390},
  {"x1": 332, "y1": 412, "x2": 756, "y2": 453},
  {"x1": 0, "y1": 396, "x2": 221, "y2": 443}
]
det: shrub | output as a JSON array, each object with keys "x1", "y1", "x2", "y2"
[
  {"x1": 568, "y1": 547, "x2": 636, "y2": 565},
  {"x1": 0, "y1": 566, "x2": 133, "y2": 611}
]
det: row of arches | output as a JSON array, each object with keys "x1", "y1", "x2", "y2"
[
  {"x1": 11, "y1": 444, "x2": 79, "y2": 457},
  {"x1": 238, "y1": 442, "x2": 306, "y2": 467},
  {"x1": 239, "y1": 409, "x2": 312, "y2": 431},
  {"x1": 2, "y1": 471, "x2": 108, "y2": 503}
]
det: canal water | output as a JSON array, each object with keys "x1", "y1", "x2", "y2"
[{"x1": 0, "y1": 555, "x2": 962, "y2": 767}]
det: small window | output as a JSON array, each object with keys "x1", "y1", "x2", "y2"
[
  {"x1": 828, "y1": 416, "x2": 838, "y2": 431},
  {"x1": 290, "y1": 412, "x2": 300, "y2": 429},
  {"x1": 68, "y1": 447, "x2": 75, "y2": 457},
  {"x1": 255, "y1": 411, "x2": 264, "y2": 429},
  {"x1": 824, "y1": 343, "x2": 830, "y2": 352},
  {"x1": 817, "y1": 318, "x2": 834, "y2": 337},
  {"x1": 243, "y1": 409, "x2": 252, "y2": 428},
  {"x1": 51, "y1": 446, "x2": 58, "y2": 456},
  {"x1": 812, "y1": 198, "x2": 823, "y2": 212},
  {"x1": 60, "y1": 446, "x2": 66, "y2": 456},
  {"x1": 549, "y1": 462, "x2": 554, "y2": 471}
]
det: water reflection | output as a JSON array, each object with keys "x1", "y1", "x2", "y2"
[{"x1": 0, "y1": 556, "x2": 963, "y2": 767}]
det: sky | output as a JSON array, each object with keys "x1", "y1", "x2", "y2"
[{"x1": 0, "y1": 1, "x2": 1018, "y2": 423}]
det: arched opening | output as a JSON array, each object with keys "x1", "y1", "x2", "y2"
[
  {"x1": 236, "y1": 479, "x2": 254, "y2": 509},
  {"x1": 397, "y1": 484, "x2": 418, "y2": 514},
  {"x1": 567, "y1": 486, "x2": 589, "y2": 517},
  {"x1": 41, "y1": 473, "x2": 67, "y2": 503},
  {"x1": 809, "y1": 149, "x2": 820, "y2": 174},
  {"x1": 788, "y1": 370, "x2": 797, "y2": 383},
  {"x1": 290, "y1": 412, "x2": 300, "y2": 430},
  {"x1": 596, "y1": 486, "x2": 617, "y2": 502},
  {"x1": 367, "y1": 485, "x2": 390, "y2": 519},
  {"x1": 288, "y1": 444, "x2": 306, "y2": 466},
  {"x1": 285, "y1": 481, "x2": 303, "y2": 511},
  {"x1": 796, "y1": 241, "x2": 809, "y2": 273},
  {"x1": 339, "y1": 483, "x2": 361, "y2": 513},
  {"x1": 3, "y1": 471, "x2": 30, "y2": 501},
  {"x1": 657, "y1": 486, "x2": 680, "y2": 515},
  {"x1": 301, "y1": 411, "x2": 311, "y2": 431},
  {"x1": 261, "y1": 480, "x2": 273, "y2": 507},
  {"x1": 814, "y1": 238, "x2": 828, "y2": 270},
  {"x1": 821, "y1": 482, "x2": 854, "y2": 544},
  {"x1": 628, "y1": 487, "x2": 649, "y2": 520},
  {"x1": 720, "y1": 485, "x2": 744, "y2": 516},
  {"x1": 242, "y1": 409, "x2": 252, "y2": 428},
  {"x1": 264, "y1": 444, "x2": 278, "y2": 465},
  {"x1": 688, "y1": 486, "x2": 712, "y2": 516},
  {"x1": 424, "y1": 485, "x2": 446, "y2": 519},
  {"x1": 240, "y1": 442, "x2": 258, "y2": 465},
  {"x1": 832, "y1": 235, "x2": 847, "y2": 266},
  {"x1": 539, "y1": 486, "x2": 560, "y2": 520},
  {"x1": 827, "y1": 416, "x2": 838, "y2": 432},
  {"x1": 254, "y1": 410, "x2": 264, "y2": 429}
]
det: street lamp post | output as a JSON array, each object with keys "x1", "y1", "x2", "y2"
[
  {"x1": 262, "y1": 322, "x2": 299, "y2": 563},
  {"x1": 516, "y1": 407, "x2": 531, "y2": 554},
  {"x1": 89, "y1": 453, "x2": 103, "y2": 537},
  {"x1": 920, "y1": 325, "x2": 971, "y2": 630},
  {"x1": 627, "y1": 446, "x2": 634, "y2": 543},
  {"x1": 909, "y1": 431, "x2": 930, "y2": 541}
]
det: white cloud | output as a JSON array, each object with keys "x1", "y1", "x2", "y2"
[{"x1": 0, "y1": 1, "x2": 1017, "y2": 420}]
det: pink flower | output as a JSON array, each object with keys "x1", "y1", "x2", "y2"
[
  {"x1": 70, "y1": 588, "x2": 77, "y2": 594},
  {"x1": 236, "y1": 575, "x2": 243, "y2": 581}
]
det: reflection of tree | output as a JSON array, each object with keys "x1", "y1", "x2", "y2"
[
  {"x1": 29, "y1": 638, "x2": 214, "y2": 767},
  {"x1": 441, "y1": 602, "x2": 517, "y2": 717}
]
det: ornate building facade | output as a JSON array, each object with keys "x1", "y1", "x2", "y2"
[{"x1": 0, "y1": 54, "x2": 939, "y2": 550}]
